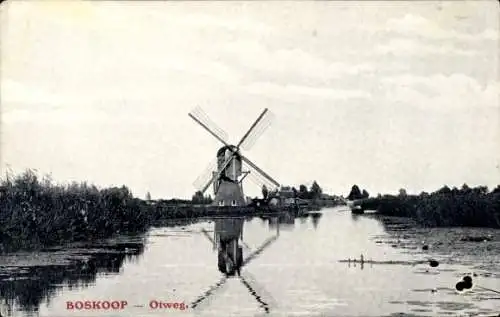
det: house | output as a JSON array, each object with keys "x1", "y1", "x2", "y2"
[{"x1": 268, "y1": 186, "x2": 299, "y2": 207}]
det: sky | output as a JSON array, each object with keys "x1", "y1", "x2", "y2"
[{"x1": 1, "y1": 1, "x2": 499, "y2": 199}]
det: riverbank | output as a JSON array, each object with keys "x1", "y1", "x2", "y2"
[
  {"x1": 353, "y1": 185, "x2": 500, "y2": 228},
  {"x1": 0, "y1": 171, "x2": 151, "y2": 253}
]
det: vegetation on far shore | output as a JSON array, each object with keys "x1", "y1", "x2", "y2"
[{"x1": 348, "y1": 184, "x2": 500, "y2": 228}]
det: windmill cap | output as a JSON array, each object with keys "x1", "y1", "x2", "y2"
[{"x1": 217, "y1": 145, "x2": 239, "y2": 157}]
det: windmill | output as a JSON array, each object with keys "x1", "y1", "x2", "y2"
[
  {"x1": 189, "y1": 107, "x2": 280, "y2": 207},
  {"x1": 193, "y1": 217, "x2": 280, "y2": 314}
]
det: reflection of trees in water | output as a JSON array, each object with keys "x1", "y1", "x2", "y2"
[
  {"x1": 261, "y1": 211, "x2": 322, "y2": 230},
  {"x1": 375, "y1": 216, "x2": 416, "y2": 234},
  {"x1": 311, "y1": 213, "x2": 322, "y2": 228},
  {"x1": 0, "y1": 240, "x2": 145, "y2": 316}
]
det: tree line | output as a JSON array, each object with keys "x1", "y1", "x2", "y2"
[
  {"x1": 351, "y1": 183, "x2": 500, "y2": 228},
  {"x1": 347, "y1": 185, "x2": 370, "y2": 200},
  {"x1": 262, "y1": 181, "x2": 323, "y2": 200}
]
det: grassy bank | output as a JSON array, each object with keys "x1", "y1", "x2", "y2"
[
  {"x1": 362, "y1": 185, "x2": 500, "y2": 228},
  {"x1": 0, "y1": 170, "x2": 152, "y2": 252}
]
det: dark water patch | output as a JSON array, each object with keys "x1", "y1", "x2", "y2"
[
  {"x1": 0, "y1": 237, "x2": 145, "y2": 316},
  {"x1": 410, "y1": 308, "x2": 433, "y2": 313},
  {"x1": 148, "y1": 233, "x2": 192, "y2": 237},
  {"x1": 339, "y1": 259, "x2": 426, "y2": 266},
  {"x1": 384, "y1": 313, "x2": 428, "y2": 317},
  {"x1": 406, "y1": 300, "x2": 433, "y2": 307},
  {"x1": 461, "y1": 235, "x2": 494, "y2": 242},
  {"x1": 388, "y1": 301, "x2": 405, "y2": 304},
  {"x1": 438, "y1": 287, "x2": 455, "y2": 292},
  {"x1": 411, "y1": 288, "x2": 445, "y2": 293},
  {"x1": 436, "y1": 301, "x2": 475, "y2": 310},
  {"x1": 477, "y1": 308, "x2": 498, "y2": 314},
  {"x1": 413, "y1": 269, "x2": 440, "y2": 275},
  {"x1": 439, "y1": 268, "x2": 457, "y2": 272},
  {"x1": 472, "y1": 266, "x2": 500, "y2": 279}
]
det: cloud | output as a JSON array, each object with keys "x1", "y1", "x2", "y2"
[
  {"x1": 223, "y1": 40, "x2": 376, "y2": 85},
  {"x1": 375, "y1": 38, "x2": 475, "y2": 56},
  {"x1": 381, "y1": 73, "x2": 500, "y2": 110},
  {"x1": 479, "y1": 28, "x2": 499, "y2": 41},
  {"x1": 385, "y1": 13, "x2": 497, "y2": 41},
  {"x1": 245, "y1": 82, "x2": 371, "y2": 100},
  {"x1": 386, "y1": 14, "x2": 452, "y2": 39},
  {"x1": 0, "y1": 80, "x2": 173, "y2": 124},
  {"x1": 0, "y1": 80, "x2": 70, "y2": 109},
  {"x1": 97, "y1": 2, "x2": 275, "y2": 35}
]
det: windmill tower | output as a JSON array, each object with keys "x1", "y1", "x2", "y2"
[{"x1": 189, "y1": 107, "x2": 280, "y2": 207}]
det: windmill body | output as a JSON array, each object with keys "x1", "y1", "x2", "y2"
[
  {"x1": 213, "y1": 146, "x2": 246, "y2": 206},
  {"x1": 189, "y1": 107, "x2": 281, "y2": 210}
]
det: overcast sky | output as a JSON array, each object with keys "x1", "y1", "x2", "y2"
[{"x1": 1, "y1": 1, "x2": 499, "y2": 199}]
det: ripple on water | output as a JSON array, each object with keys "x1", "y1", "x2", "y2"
[
  {"x1": 413, "y1": 269, "x2": 440, "y2": 275},
  {"x1": 410, "y1": 308, "x2": 433, "y2": 313},
  {"x1": 384, "y1": 313, "x2": 428, "y2": 317},
  {"x1": 436, "y1": 301, "x2": 475, "y2": 311},
  {"x1": 411, "y1": 287, "x2": 452, "y2": 293},
  {"x1": 406, "y1": 300, "x2": 433, "y2": 307}
]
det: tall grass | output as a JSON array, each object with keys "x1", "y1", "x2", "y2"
[
  {"x1": 372, "y1": 185, "x2": 500, "y2": 228},
  {"x1": 0, "y1": 170, "x2": 150, "y2": 252}
]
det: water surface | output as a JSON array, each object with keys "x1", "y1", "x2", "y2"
[{"x1": 1, "y1": 207, "x2": 499, "y2": 317}]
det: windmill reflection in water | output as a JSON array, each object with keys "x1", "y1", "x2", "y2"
[{"x1": 191, "y1": 217, "x2": 280, "y2": 314}]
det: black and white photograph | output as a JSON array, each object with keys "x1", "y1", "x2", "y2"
[{"x1": 0, "y1": 1, "x2": 499, "y2": 316}]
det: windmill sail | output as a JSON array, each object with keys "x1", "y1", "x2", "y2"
[
  {"x1": 239, "y1": 270, "x2": 277, "y2": 308},
  {"x1": 193, "y1": 157, "x2": 218, "y2": 192},
  {"x1": 239, "y1": 274, "x2": 271, "y2": 313},
  {"x1": 189, "y1": 107, "x2": 279, "y2": 203},
  {"x1": 190, "y1": 276, "x2": 228, "y2": 309},
  {"x1": 199, "y1": 152, "x2": 235, "y2": 194},
  {"x1": 242, "y1": 235, "x2": 278, "y2": 266},
  {"x1": 241, "y1": 155, "x2": 280, "y2": 189},
  {"x1": 240, "y1": 109, "x2": 275, "y2": 151},
  {"x1": 246, "y1": 164, "x2": 276, "y2": 191},
  {"x1": 189, "y1": 106, "x2": 229, "y2": 146}
]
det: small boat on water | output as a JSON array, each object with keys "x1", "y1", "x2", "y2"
[
  {"x1": 347, "y1": 199, "x2": 379, "y2": 215},
  {"x1": 350, "y1": 205, "x2": 365, "y2": 214}
]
